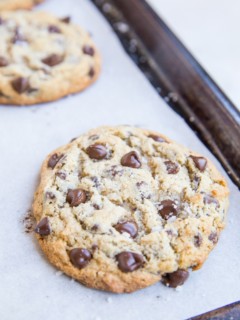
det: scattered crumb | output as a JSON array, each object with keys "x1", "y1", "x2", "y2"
[
  {"x1": 175, "y1": 286, "x2": 183, "y2": 292},
  {"x1": 106, "y1": 297, "x2": 112, "y2": 303},
  {"x1": 21, "y1": 209, "x2": 35, "y2": 234}
]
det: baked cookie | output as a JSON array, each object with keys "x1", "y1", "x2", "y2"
[
  {"x1": 33, "y1": 126, "x2": 229, "y2": 293},
  {"x1": 0, "y1": 0, "x2": 43, "y2": 11},
  {"x1": 0, "y1": 11, "x2": 100, "y2": 105}
]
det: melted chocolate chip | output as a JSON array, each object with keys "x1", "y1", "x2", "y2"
[
  {"x1": 190, "y1": 156, "x2": 207, "y2": 172},
  {"x1": 42, "y1": 54, "x2": 63, "y2": 67},
  {"x1": 149, "y1": 134, "x2": 166, "y2": 143},
  {"x1": 116, "y1": 252, "x2": 144, "y2": 272},
  {"x1": 162, "y1": 269, "x2": 189, "y2": 288},
  {"x1": 46, "y1": 192, "x2": 55, "y2": 200},
  {"x1": 208, "y1": 232, "x2": 218, "y2": 244},
  {"x1": 86, "y1": 144, "x2": 107, "y2": 160},
  {"x1": 34, "y1": 217, "x2": 51, "y2": 236},
  {"x1": 48, "y1": 25, "x2": 61, "y2": 33},
  {"x1": 121, "y1": 151, "x2": 141, "y2": 168},
  {"x1": 83, "y1": 45, "x2": 95, "y2": 56},
  {"x1": 11, "y1": 77, "x2": 29, "y2": 94},
  {"x1": 194, "y1": 234, "x2": 203, "y2": 247},
  {"x1": 114, "y1": 221, "x2": 138, "y2": 238},
  {"x1": 66, "y1": 189, "x2": 87, "y2": 207},
  {"x1": 88, "y1": 67, "x2": 95, "y2": 77},
  {"x1": 60, "y1": 16, "x2": 71, "y2": 24},
  {"x1": 0, "y1": 56, "x2": 8, "y2": 67},
  {"x1": 56, "y1": 171, "x2": 66, "y2": 180},
  {"x1": 47, "y1": 153, "x2": 63, "y2": 169},
  {"x1": 164, "y1": 161, "x2": 179, "y2": 174},
  {"x1": 69, "y1": 248, "x2": 92, "y2": 269},
  {"x1": 203, "y1": 194, "x2": 219, "y2": 207},
  {"x1": 158, "y1": 200, "x2": 179, "y2": 220}
]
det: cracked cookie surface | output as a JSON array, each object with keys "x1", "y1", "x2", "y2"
[
  {"x1": 0, "y1": 0, "x2": 43, "y2": 10},
  {"x1": 33, "y1": 126, "x2": 229, "y2": 293},
  {"x1": 0, "y1": 11, "x2": 100, "y2": 105}
]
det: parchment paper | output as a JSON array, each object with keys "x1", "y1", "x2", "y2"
[{"x1": 0, "y1": 1, "x2": 239, "y2": 319}]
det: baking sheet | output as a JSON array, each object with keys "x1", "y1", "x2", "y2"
[{"x1": 0, "y1": 0, "x2": 239, "y2": 319}]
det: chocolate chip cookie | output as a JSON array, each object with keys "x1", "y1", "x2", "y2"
[
  {"x1": 0, "y1": 0, "x2": 43, "y2": 10},
  {"x1": 0, "y1": 11, "x2": 100, "y2": 105},
  {"x1": 33, "y1": 126, "x2": 229, "y2": 293}
]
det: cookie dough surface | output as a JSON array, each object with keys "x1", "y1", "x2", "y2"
[
  {"x1": 0, "y1": 0, "x2": 43, "y2": 10},
  {"x1": 33, "y1": 126, "x2": 229, "y2": 293},
  {"x1": 0, "y1": 11, "x2": 100, "y2": 105}
]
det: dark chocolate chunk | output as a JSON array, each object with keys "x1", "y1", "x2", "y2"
[
  {"x1": 83, "y1": 45, "x2": 95, "y2": 56},
  {"x1": 42, "y1": 54, "x2": 63, "y2": 67},
  {"x1": 11, "y1": 77, "x2": 29, "y2": 94},
  {"x1": 56, "y1": 171, "x2": 66, "y2": 180},
  {"x1": 164, "y1": 161, "x2": 179, "y2": 174},
  {"x1": 208, "y1": 232, "x2": 218, "y2": 244},
  {"x1": 149, "y1": 134, "x2": 166, "y2": 143},
  {"x1": 66, "y1": 189, "x2": 87, "y2": 207},
  {"x1": 47, "y1": 153, "x2": 63, "y2": 169},
  {"x1": 114, "y1": 221, "x2": 138, "y2": 238},
  {"x1": 162, "y1": 269, "x2": 189, "y2": 288},
  {"x1": 69, "y1": 248, "x2": 92, "y2": 269},
  {"x1": 86, "y1": 144, "x2": 107, "y2": 160},
  {"x1": 0, "y1": 56, "x2": 8, "y2": 67},
  {"x1": 48, "y1": 25, "x2": 61, "y2": 33},
  {"x1": 34, "y1": 217, "x2": 51, "y2": 236},
  {"x1": 194, "y1": 234, "x2": 203, "y2": 247},
  {"x1": 116, "y1": 251, "x2": 144, "y2": 272},
  {"x1": 88, "y1": 67, "x2": 95, "y2": 77},
  {"x1": 60, "y1": 16, "x2": 71, "y2": 24},
  {"x1": 158, "y1": 200, "x2": 179, "y2": 220},
  {"x1": 190, "y1": 156, "x2": 207, "y2": 172},
  {"x1": 121, "y1": 151, "x2": 141, "y2": 168}
]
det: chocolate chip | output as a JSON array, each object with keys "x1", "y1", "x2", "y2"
[
  {"x1": 69, "y1": 248, "x2": 92, "y2": 269},
  {"x1": 46, "y1": 192, "x2": 55, "y2": 200},
  {"x1": 91, "y1": 224, "x2": 99, "y2": 231},
  {"x1": 66, "y1": 189, "x2": 87, "y2": 207},
  {"x1": 56, "y1": 171, "x2": 66, "y2": 180},
  {"x1": 208, "y1": 232, "x2": 218, "y2": 244},
  {"x1": 158, "y1": 200, "x2": 179, "y2": 219},
  {"x1": 162, "y1": 269, "x2": 189, "y2": 288},
  {"x1": 93, "y1": 204, "x2": 100, "y2": 210},
  {"x1": 114, "y1": 221, "x2": 138, "y2": 238},
  {"x1": 42, "y1": 54, "x2": 63, "y2": 67},
  {"x1": 47, "y1": 153, "x2": 63, "y2": 169},
  {"x1": 88, "y1": 67, "x2": 95, "y2": 77},
  {"x1": 203, "y1": 194, "x2": 219, "y2": 207},
  {"x1": 48, "y1": 25, "x2": 61, "y2": 33},
  {"x1": 164, "y1": 161, "x2": 179, "y2": 174},
  {"x1": 0, "y1": 56, "x2": 8, "y2": 67},
  {"x1": 34, "y1": 217, "x2": 51, "y2": 236},
  {"x1": 92, "y1": 244, "x2": 98, "y2": 251},
  {"x1": 190, "y1": 156, "x2": 207, "y2": 172},
  {"x1": 194, "y1": 234, "x2": 202, "y2": 247},
  {"x1": 60, "y1": 16, "x2": 71, "y2": 24},
  {"x1": 83, "y1": 45, "x2": 95, "y2": 56},
  {"x1": 116, "y1": 252, "x2": 144, "y2": 272},
  {"x1": 149, "y1": 134, "x2": 166, "y2": 143},
  {"x1": 86, "y1": 144, "x2": 107, "y2": 160},
  {"x1": 11, "y1": 77, "x2": 29, "y2": 94},
  {"x1": 121, "y1": 151, "x2": 141, "y2": 168}
]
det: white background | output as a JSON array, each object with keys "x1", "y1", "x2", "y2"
[{"x1": 0, "y1": 1, "x2": 239, "y2": 320}]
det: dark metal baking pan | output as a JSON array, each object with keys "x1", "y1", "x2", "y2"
[{"x1": 91, "y1": 0, "x2": 240, "y2": 318}]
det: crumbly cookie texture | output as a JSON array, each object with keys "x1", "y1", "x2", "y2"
[
  {"x1": 0, "y1": 0, "x2": 43, "y2": 11},
  {"x1": 33, "y1": 126, "x2": 229, "y2": 293},
  {"x1": 0, "y1": 11, "x2": 100, "y2": 105}
]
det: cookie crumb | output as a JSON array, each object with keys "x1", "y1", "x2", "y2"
[{"x1": 21, "y1": 209, "x2": 35, "y2": 234}]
